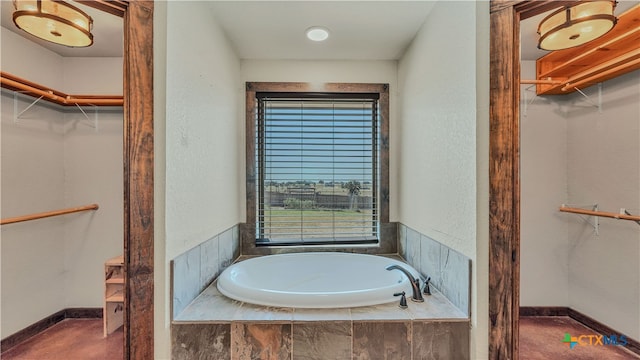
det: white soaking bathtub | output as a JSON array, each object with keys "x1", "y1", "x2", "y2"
[{"x1": 216, "y1": 252, "x2": 421, "y2": 308}]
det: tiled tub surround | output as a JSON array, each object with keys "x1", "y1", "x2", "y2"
[
  {"x1": 172, "y1": 279, "x2": 470, "y2": 359},
  {"x1": 398, "y1": 224, "x2": 472, "y2": 316},
  {"x1": 171, "y1": 225, "x2": 472, "y2": 359},
  {"x1": 171, "y1": 225, "x2": 240, "y2": 318}
]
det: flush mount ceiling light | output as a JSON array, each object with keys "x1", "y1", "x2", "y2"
[
  {"x1": 12, "y1": 0, "x2": 93, "y2": 47},
  {"x1": 306, "y1": 26, "x2": 330, "y2": 42},
  {"x1": 537, "y1": 0, "x2": 617, "y2": 51}
]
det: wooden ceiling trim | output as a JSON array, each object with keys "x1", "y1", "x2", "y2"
[{"x1": 76, "y1": 0, "x2": 128, "y2": 17}]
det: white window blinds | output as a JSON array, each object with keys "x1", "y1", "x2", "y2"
[{"x1": 256, "y1": 94, "x2": 380, "y2": 245}]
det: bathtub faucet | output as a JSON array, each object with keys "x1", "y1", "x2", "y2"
[{"x1": 385, "y1": 265, "x2": 424, "y2": 302}]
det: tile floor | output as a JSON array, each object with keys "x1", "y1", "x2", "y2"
[
  {"x1": 1, "y1": 319, "x2": 122, "y2": 360},
  {"x1": 520, "y1": 316, "x2": 640, "y2": 360}
]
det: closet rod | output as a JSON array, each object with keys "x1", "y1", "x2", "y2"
[
  {"x1": 1, "y1": 204, "x2": 99, "y2": 225},
  {"x1": 1, "y1": 72, "x2": 123, "y2": 106},
  {"x1": 559, "y1": 206, "x2": 640, "y2": 222}
]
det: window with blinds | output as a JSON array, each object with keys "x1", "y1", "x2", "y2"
[{"x1": 255, "y1": 93, "x2": 380, "y2": 245}]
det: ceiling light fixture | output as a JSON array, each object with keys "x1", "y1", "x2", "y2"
[
  {"x1": 537, "y1": 0, "x2": 617, "y2": 51},
  {"x1": 12, "y1": 0, "x2": 94, "y2": 47},
  {"x1": 306, "y1": 26, "x2": 330, "y2": 42}
]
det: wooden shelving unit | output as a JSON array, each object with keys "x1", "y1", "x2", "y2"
[
  {"x1": 104, "y1": 255, "x2": 125, "y2": 337},
  {"x1": 535, "y1": 4, "x2": 640, "y2": 95}
]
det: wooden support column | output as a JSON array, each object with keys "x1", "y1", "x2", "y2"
[
  {"x1": 489, "y1": 1, "x2": 581, "y2": 359},
  {"x1": 489, "y1": 2, "x2": 520, "y2": 359},
  {"x1": 122, "y1": 1, "x2": 154, "y2": 359}
]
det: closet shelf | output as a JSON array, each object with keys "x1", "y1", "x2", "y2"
[
  {"x1": 535, "y1": 4, "x2": 640, "y2": 95},
  {"x1": 1, "y1": 72, "x2": 123, "y2": 106},
  {"x1": 559, "y1": 206, "x2": 640, "y2": 224},
  {"x1": 104, "y1": 255, "x2": 124, "y2": 336},
  {"x1": 106, "y1": 292, "x2": 124, "y2": 303},
  {"x1": 0, "y1": 204, "x2": 99, "y2": 225}
]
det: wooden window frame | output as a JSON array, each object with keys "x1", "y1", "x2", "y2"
[
  {"x1": 254, "y1": 94, "x2": 381, "y2": 245},
  {"x1": 242, "y1": 82, "x2": 396, "y2": 255}
]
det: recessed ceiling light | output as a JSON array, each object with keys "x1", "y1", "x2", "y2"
[{"x1": 306, "y1": 26, "x2": 330, "y2": 42}]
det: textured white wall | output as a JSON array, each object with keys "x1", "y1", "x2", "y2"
[
  {"x1": 1, "y1": 28, "x2": 68, "y2": 337},
  {"x1": 63, "y1": 109, "x2": 123, "y2": 307},
  {"x1": 240, "y1": 59, "x2": 399, "y2": 221},
  {"x1": 164, "y1": 1, "x2": 242, "y2": 261},
  {"x1": 1, "y1": 26, "x2": 123, "y2": 337},
  {"x1": 61, "y1": 56, "x2": 124, "y2": 309},
  {"x1": 62, "y1": 58, "x2": 123, "y2": 94},
  {"x1": 519, "y1": 61, "x2": 570, "y2": 307},
  {"x1": 157, "y1": 3, "x2": 242, "y2": 357},
  {"x1": 566, "y1": 70, "x2": 640, "y2": 339},
  {"x1": 397, "y1": 1, "x2": 487, "y2": 358},
  {"x1": 1, "y1": 27, "x2": 64, "y2": 89},
  {"x1": 397, "y1": 1, "x2": 477, "y2": 263},
  {"x1": 1, "y1": 91, "x2": 66, "y2": 337}
]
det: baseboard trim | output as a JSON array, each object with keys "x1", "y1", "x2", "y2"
[
  {"x1": 1, "y1": 307, "x2": 102, "y2": 353},
  {"x1": 520, "y1": 306, "x2": 640, "y2": 356},
  {"x1": 64, "y1": 307, "x2": 103, "y2": 319},
  {"x1": 520, "y1": 306, "x2": 568, "y2": 317}
]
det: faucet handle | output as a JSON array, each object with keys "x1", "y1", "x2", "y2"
[
  {"x1": 393, "y1": 292, "x2": 408, "y2": 309},
  {"x1": 423, "y1": 277, "x2": 432, "y2": 296}
]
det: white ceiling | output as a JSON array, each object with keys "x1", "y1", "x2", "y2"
[
  {"x1": 207, "y1": 1, "x2": 436, "y2": 60},
  {"x1": 2, "y1": 1, "x2": 638, "y2": 61}
]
